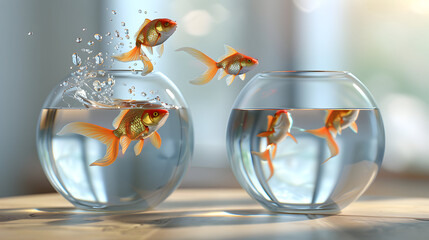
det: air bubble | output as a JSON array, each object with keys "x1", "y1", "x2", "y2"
[
  {"x1": 95, "y1": 53, "x2": 104, "y2": 65},
  {"x1": 107, "y1": 77, "x2": 115, "y2": 86},
  {"x1": 82, "y1": 28, "x2": 87, "y2": 31},
  {"x1": 144, "y1": 11, "x2": 147, "y2": 14},
  {"x1": 111, "y1": 10, "x2": 117, "y2": 15},
  {"x1": 138, "y1": 9, "x2": 142, "y2": 13},
  {"x1": 94, "y1": 34, "x2": 102, "y2": 41},
  {"x1": 93, "y1": 80, "x2": 101, "y2": 91},
  {"x1": 72, "y1": 53, "x2": 82, "y2": 66},
  {"x1": 141, "y1": 92, "x2": 146, "y2": 97},
  {"x1": 106, "y1": 32, "x2": 111, "y2": 36},
  {"x1": 125, "y1": 35, "x2": 130, "y2": 39},
  {"x1": 115, "y1": 30, "x2": 120, "y2": 37},
  {"x1": 27, "y1": 32, "x2": 33, "y2": 36},
  {"x1": 87, "y1": 41, "x2": 94, "y2": 46},
  {"x1": 98, "y1": 70, "x2": 106, "y2": 76},
  {"x1": 121, "y1": 22, "x2": 125, "y2": 26},
  {"x1": 76, "y1": 37, "x2": 82, "y2": 43},
  {"x1": 124, "y1": 29, "x2": 129, "y2": 35}
]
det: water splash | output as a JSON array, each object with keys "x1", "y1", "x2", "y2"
[{"x1": 72, "y1": 53, "x2": 82, "y2": 66}]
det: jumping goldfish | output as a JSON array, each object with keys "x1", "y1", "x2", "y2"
[
  {"x1": 113, "y1": 18, "x2": 177, "y2": 74},
  {"x1": 305, "y1": 110, "x2": 359, "y2": 164},
  {"x1": 58, "y1": 108, "x2": 169, "y2": 166},
  {"x1": 252, "y1": 110, "x2": 297, "y2": 180},
  {"x1": 176, "y1": 45, "x2": 259, "y2": 86}
]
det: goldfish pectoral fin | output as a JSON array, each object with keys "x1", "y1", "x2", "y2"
[
  {"x1": 135, "y1": 19, "x2": 151, "y2": 39},
  {"x1": 150, "y1": 131, "x2": 162, "y2": 149},
  {"x1": 176, "y1": 47, "x2": 218, "y2": 85},
  {"x1": 256, "y1": 131, "x2": 274, "y2": 137},
  {"x1": 287, "y1": 133, "x2": 298, "y2": 143},
  {"x1": 146, "y1": 46, "x2": 153, "y2": 55},
  {"x1": 142, "y1": 55, "x2": 154, "y2": 75},
  {"x1": 218, "y1": 70, "x2": 228, "y2": 80},
  {"x1": 157, "y1": 44, "x2": 165, "y2": 57},
  {"x1": 239, "y1": 74, "x2": 246, "y2": 81},
  {"x1": 90, "y1": 137, "x2": 120, "y2": 167},
  {"x1": 266, "y1": 115, "x2": 274, "y2": 131},
  {"x1": 112, "y1": 110, "x2": 130, "y2": 128},
  {"x1": 113, "y1": 45, "x2": 143, "y2": 62},
  {"x1": 350, "y1": 122, "x2": 358, "y2": 133},
  {"x1": 134, "y1": 139, "x2": 145, "y2": 156},
  {"x1": 119, "y1": 135, "x2": 132, "y2": 154},
  {"x1": 225, "y1": 75, "x2": 236, "y2": 86}
]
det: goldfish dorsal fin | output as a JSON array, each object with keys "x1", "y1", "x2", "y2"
[
  {"x1": 119, "y1": 135, "x2": 132, "y2": 154},
  {"x1": 239, "y1": 73, "x2": 246, "y2": 81},
  {"x1": 218, "y1": 44, "x2": 238, "y2": 61},
  {"x1": 150, "y1": 131, "x2": 162, "y2": 149},
  {"x1": 134, "y1": 139, "x2": 145, "y2": 156},
  {"x1": 135, "y1": 18, "x2": 151, "y2": 39},
  {"x1": 113, "y1": 110, "x2": 129, "y2": 129},
  {"x1": 350, "y1": 122, "x2": 358, "y2": 133}
]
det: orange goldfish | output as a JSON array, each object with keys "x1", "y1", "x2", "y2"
[
  {"x1": 58, "y1": 109, "x2": 169, "y2": 166},
  {"x1": 176, "y1": 45, "x2": 259, "y2": 86},
  {"x1": 305, "y1": 110, "x2": 359, "y2": 164},
  {"x1": 113, "y1": 18, "x2": 177, "y2": 73},
  {"x1": 252, "y1": 110, "x2": 297, "y2": 180}
]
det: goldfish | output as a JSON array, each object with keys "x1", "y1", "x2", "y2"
[
  {"x1": 113, "y1": 18, "x2": 177, "y2": 74},
  {"x1": 251, "y1": 110, "x2": 297, "y2": 180},
  {"x1": 176, "y1": 45, "x2": 259, "y2": 86},
  {"x1": 305, "y1": 110, "x2": 359, "y2": 164},
  {"x1": 57, "y1": 108, "x2": 169, "y2": 166}
]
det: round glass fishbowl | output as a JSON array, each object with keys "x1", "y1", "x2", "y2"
[
  {"x1": 227, "y1": 71, "x2": 385, "y2": 214},
  {"x1": 37, "y1": 70, "x2": 193, "y2": 211}
]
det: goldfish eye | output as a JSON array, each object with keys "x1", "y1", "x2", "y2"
[
  {"x1": 247, "y1": 59, "x2": 252, "y2": 63},
  {"x1": 153, "y1": 112, "x2": 159, "y2": 117},
  {"x1": 164, "y1": 22, "x2": 170, "y2": 27}
]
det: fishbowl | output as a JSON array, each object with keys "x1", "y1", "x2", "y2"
[
  {"x1": 227, "y1": 71, "x2": 385, "y2": 214},
  {"x1": 37, "y1": 70, "x2": 193, "y2": 211}
]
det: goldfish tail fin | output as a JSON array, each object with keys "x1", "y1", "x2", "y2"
[
  {"x1": 305, "y1": 127, "x2": 339, "y2": 164},
  {"x1": 141, "y1": 55, "x2": 154, "y2": 75},
  {"x1": 176, "y1": 47, "x2": 218, "y2": 85},
  {"x1": 113, "y1": 45, "x2": 143, "y2": 62},
  {"x1": 57, "y1": 122, "x2": 120, "y2": 166},
  {"x1": 252, "y1": 146, "x2": 275, "y2": 181}
]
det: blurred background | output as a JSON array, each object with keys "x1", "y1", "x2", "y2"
[{"x1": 0, "y1": 0, "x2": 428, "y2": 197}]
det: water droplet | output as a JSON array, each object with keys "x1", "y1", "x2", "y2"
[
  {"x1": 128, "y1": 88, "x2": 134, "y2": 94},
  {"x1": 150, "y1": 90, "x2": 155, "y2": 94},
  {"x1": 93, "y1": 80, "x2": 101, "y2": 91},
  {"x1": 134, "y1": 63, "x2": 137, "y2": 66},
  {"x1": 106, "y1": 32, "x2": 111, "y2": 36},
  {"x1": 141, "y1": 92, "x2": 146, "y2": 97},
  {"x1": 94, "y1": 34, "x2": 102, "y2": 41},
  {"x1": 62, "y1": 81, "x2": 69, "y2": 86},
  {"x1": 124, "y1": 29, "x2": 129, "y2": 35},
  {"x1": 144, "y1": 11, "x2": 147, "y2": 14},
  {"x1": 111, "y1": 10, "x2": 117, "y2": 15},
  {"x1": 27, "y1": 32, "x2": 33, "y2": 36},
  {"x1": 131, "y1": 69, "x2": 138, "y2": 74},
  {"x1": 107, "y1": 77, "x2": 115, "y2": 86},
  {"x1": 87, "y1": 41, "x2": 94, "y2": 46},
  {"x1": 115, "y1": 30, "x2": 120, "y2": 37},
  {"x1": 95, "y1": 54, "x2": 104, "y2": 65},
  {"x1": 72, "y1": 53, "x2": 82, "y2": 66},
  {"x1": 82, "y1": 28, "x2": 87, "y2": 31},
  {"x1": 98, "y1": 70, "x2": 105, "y2": 76},
  {"x1": 76, "y1": 37, "x2": 82, "y2": 43},
  {"x1": 100, "y1": 81, "x2": 106, "y2": 87},
  {"x1": 121, "y1": 22, "x2": 125, "y2": 26},
  {"x1": 87, "y1": 72, "x2": 97, "y2": 78},
  {"x1": 138, "y1": 9, "x2": 142, "y2": 13},
  {"x1": 125, "y1": 35, "x2": 130, "y2": 39}
]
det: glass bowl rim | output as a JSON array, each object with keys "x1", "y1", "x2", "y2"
[{"x1": 257, "y1": 70, "x2": 352, "y2": 78}]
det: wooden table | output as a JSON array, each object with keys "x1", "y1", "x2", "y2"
[{"x1": 1, "y1": 177, "x2": 429, "y2": 240}]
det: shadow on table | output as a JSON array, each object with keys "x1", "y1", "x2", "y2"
[{"x1": 0, "y1": 207, "x2": 328, "y2": 227}]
